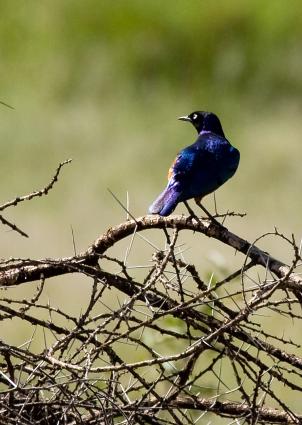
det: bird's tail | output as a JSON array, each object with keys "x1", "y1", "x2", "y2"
[{"x1": 149, "y1": 185, "x2": 181, "y2": 216}]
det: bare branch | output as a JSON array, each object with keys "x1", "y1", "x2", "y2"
[
  {"x1": 0, "y1": 158, "x2": 72, "y2": 211},
  {"x1": 0, "y1": 198, "x2": 301, "y2": 423}
]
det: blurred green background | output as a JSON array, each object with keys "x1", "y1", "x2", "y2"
[
  {"x1": 0, "y1": 0, "x2": 301, "y2": 259},
  {"x1": 1, "y1": 0, "x2": 302, "y2": 416}
]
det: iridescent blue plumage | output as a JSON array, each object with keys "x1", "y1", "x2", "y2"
[{"x1": 149, "y1": 111, "x2": 240, "y2": 217}]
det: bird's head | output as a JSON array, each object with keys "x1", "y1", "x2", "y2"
[{"x1": 178, "y1": 111, "x2": 225, "y2": 136}]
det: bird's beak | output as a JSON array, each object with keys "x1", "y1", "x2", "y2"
[{"x1": 178, "y1": 115, "x2": 191, "y2": 122}]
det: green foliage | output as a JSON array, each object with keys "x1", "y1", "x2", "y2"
[{"x1": 0, "y1": 0, "x2": 301, "y2": 103}]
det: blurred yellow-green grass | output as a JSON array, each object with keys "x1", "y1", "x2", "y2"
[
  {"x1": 0, "y1": 0, "x2": 301, "y2": 258},
  {"x1": 1, "y1": 1, "x2": 302, "y2": 418}
]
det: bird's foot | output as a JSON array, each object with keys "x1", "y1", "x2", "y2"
[
  {"x1": 183, "y1": 201, "x2": 201, "y2": 223},
  {"x1": 194, "y1": 199, "x2": 223, "y2": 227}
]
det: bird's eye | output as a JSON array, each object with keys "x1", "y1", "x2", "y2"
[{"x1": 193, "y1": 114, "x2": 198, "y2": 120}]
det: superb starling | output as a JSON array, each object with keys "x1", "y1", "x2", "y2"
[{"x1": 149, "y1": 111, "x2": 240, "y2": 217}]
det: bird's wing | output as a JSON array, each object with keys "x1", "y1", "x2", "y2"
[
  {"x1": 149, "y1": 151, "x2": 194, "y2": 216},
  {"x1": 167, "y1": 149, "x2": 196, "y2": 182},
  {"x1": 167, "y1": 133, "x2": 236, "y2": 188}
]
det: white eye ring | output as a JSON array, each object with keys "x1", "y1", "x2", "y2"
[{"x1": 193, "y1": 114, "x2": 198, "y2": 120}]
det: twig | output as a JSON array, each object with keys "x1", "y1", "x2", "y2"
[{"x1": 0, "y1": 159, "x2": 72, "y2": 212}]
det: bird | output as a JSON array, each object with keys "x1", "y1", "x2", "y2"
[{"x1": 148, "y1": 111, "x2": 240, "y2": 219}]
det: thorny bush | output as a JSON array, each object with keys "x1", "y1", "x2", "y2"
[{"x1": 0, "y1": 161, "x2": 302, "y2": 425}]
